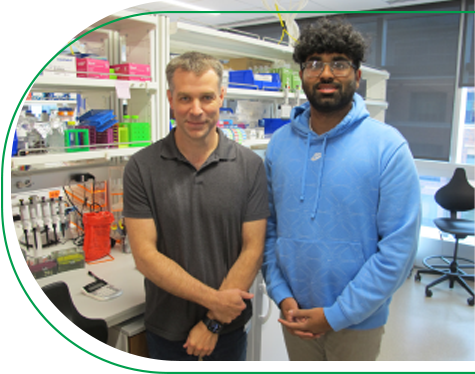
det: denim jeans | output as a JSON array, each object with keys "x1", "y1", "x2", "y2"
[{"x1": 146, "y1": 327, "x2": 247, "y2": 361}]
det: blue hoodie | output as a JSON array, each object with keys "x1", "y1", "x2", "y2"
[{"x1": 263, "y1": 93, "x2": 421, "y2": 331}]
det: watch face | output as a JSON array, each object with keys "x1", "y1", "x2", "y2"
[
  {"x1": 209, "y1": 321, "x2": 221, "y2": 333},
  {"x1": 204, "y1": 317, "x2": 222, "y2": 333}
]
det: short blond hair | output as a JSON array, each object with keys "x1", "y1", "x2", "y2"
[{"x1": 166, "y1": 51, "x2": 223, "y2": 92}]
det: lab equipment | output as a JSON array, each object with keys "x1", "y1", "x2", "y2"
[
  {"x1": 82, "y1": 271, "x2": 122, "y2": 301},
  {"x1": 50, "y1": 198, "x2": 59, "y2": 243},
  {"x1": 19, "y1": 199, "x2": 31, "y2": 249}
]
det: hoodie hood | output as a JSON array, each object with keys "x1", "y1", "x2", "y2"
[
  {"x1": 290, "y1": 92, "x2": 370, "y2": 139},
  {"x1": 289, "y1": 93, "x2": 370, "y2": 219}
]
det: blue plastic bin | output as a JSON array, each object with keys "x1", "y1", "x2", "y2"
[
  {"x1": 10, "y1": 124, "x2": 18, "y2": 157},
  {"x1": 261, "y1": 118, "x2": 288, "y2": 135},
  {"x1": 228, "y1": 70, "x2": 281, "y2": 91}
]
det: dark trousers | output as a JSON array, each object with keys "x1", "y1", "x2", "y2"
[{"x1": 146, "y1": 327, "x2": 247, "y2": 361}]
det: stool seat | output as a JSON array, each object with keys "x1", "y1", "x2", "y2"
[
  {"x1": 434, "y1": 218, "x2": 474, "y2": 238},
  {"x1": 415, "y1": 168, "x2": 474, "y2": 307}
]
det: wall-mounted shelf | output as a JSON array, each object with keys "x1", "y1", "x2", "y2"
[
  {"x1": 11, "y1": 147, "x2": 141, "y2": 169},
  {"x1": 170, "y1": 21, "x2": 294, "y2": 63},
  {"x1": 24, "y1": 100, "x2": 77, "y2": 106},
  {"x1": 32, "y1": 76, "x2": 158, "y2": 92}
]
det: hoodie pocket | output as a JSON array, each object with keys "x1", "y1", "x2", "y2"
[{"x1": 276, "y1": 237, "x2": 365, "y2": 308}]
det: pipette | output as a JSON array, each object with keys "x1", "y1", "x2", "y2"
[
  {"x1": 19, "y1": 199, "x2": 31, "y2": 250},
  {"x1": 29, "y1": 196, "x2": 42, "y2": 255},
  {"x1": 58, "y1": 196, "x2": 67, "y2": 238},
  {"x1": 50, "y1": 197, "x2": 59, "y2": 243},
  {"x1": 41, "y1": 197, "x2": 52, "y2": 245}
]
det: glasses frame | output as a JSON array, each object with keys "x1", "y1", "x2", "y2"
[{"x1": 301, "y1": 60, "x2": 357, "y2": 77}]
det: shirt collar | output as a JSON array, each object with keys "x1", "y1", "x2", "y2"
[{"x1": 160, "y1": 127, "x2": 237, "y2": 163}]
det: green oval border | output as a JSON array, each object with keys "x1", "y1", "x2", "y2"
[{"x1": 2, "y1": 9, "x2": 473, "y2": 373}]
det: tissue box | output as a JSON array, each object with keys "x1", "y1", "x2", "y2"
[
  {"x1": 28, "y1": 259, "x2": 58, "y2": 279},
  {"x1": 76, "y1": 58, "x2": 110, "y2": 79},
  {"x1": 42, "y1": 55, "x2": 77, "y2": 77},
  {"x1": 111, "y1": 63, "x2": 151, "y2": 81}
]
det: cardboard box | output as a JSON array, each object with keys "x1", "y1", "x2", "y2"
[
  {"x1": 42, "y1": 55, "x2": 77, "y2": 77},
  {"x1": 111, "y1": 63, "x2": 151, "y2": 81},
  {"x1": 223, "y1": 58, "x2": 273, "y2": 71},
  {"x1": 76, "y1": 58, "x2": 110, "y2": 79}
]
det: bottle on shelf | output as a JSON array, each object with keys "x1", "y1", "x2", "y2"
[
  {"x1": 46, "y1": 111, "x2": 66, "y2": 153},
  {"x1": 41, "y1": 110, "x2": 50, "y2": 122}
]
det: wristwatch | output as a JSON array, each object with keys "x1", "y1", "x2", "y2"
[{"x1": 202, "y1": 316, "x2": 223, "y2": 334}]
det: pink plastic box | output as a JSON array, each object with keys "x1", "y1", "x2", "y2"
[
  {"x1": 76, "y1": 58, "x2": 110, "y2": 79},
  {"x1": 111, "y1": 63, "x2": 151, "y2": 81}
]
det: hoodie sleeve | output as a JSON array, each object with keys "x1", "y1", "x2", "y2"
[
  {"x1": 324, "y1": 141, "x2": 421, "y2": 331},
  {"x1": 262, "y1": 140, "x2": 294, "y2": 307}
]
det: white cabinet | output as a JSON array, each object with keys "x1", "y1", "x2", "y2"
[{"x1": 11, "y1": 13, "x2": 160, "y2": 172}]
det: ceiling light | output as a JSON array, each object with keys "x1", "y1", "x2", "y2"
[{"x1": 157, "y1": 0, "x2": 218, "y2": 12}]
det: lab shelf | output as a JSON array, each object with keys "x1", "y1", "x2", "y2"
[
  {"x1": 170, "y1": 21, "x2": 294, "y2": 63},
  {"x1": 11, "y1": 147, "x2": 140, "y2": 168},
  {"x1": 24, "y1": 100, "x2": 77, "y2": 106},
  {"x1": 32, "y1": 76, "x2": 158, "y2": 92}
]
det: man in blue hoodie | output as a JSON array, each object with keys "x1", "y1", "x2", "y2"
[{"x1": 263, "y1": 18, "x2": 421, "y2": 360}]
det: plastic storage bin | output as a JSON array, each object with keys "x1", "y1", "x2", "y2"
[
  {"x1": 29, "y1": 259, "x2": 58, "y2": 279},
  {"x1": 56, "y1": 248, "x2": 85, "y2": 273},
  {"x1": 228, "y1": 70, "x2": 281, "y2": 91},
  {"x1": 261, "y1": 118, "x2": 289, "y2": 136},
  {"x1": 10, "y1": 248, "x2": 28, "y2": 287}
]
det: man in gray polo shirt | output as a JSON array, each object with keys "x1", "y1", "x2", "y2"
[{"x1": 123, "y1": 51, "x2": 269, "y2": 361}]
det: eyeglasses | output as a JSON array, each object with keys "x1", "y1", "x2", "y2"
[{"x1": 301, "y1": 60, "x2": 356, "y2": 77}]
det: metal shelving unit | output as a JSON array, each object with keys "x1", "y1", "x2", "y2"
[
  {"x1": 167, "y1": 18, "x2": 390, "y2": 124},
  {"x1": 11, "y1": 13, "x2": 160, "y2": 179}
]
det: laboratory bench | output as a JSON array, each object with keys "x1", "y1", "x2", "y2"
[{"x1": 36, "y1": 247, "x2": 148, "y2": 356}]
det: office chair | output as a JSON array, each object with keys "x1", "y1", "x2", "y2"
[
  {"x1": 415, "y1": 168, "x2": 474, "y2": 306},
  {"x1": 10, "y1": 282, "x2": 108, "y2": 362}
]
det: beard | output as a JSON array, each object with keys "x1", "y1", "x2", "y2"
[{"x1": 303, "y1": 79, "x2": 357, "y2": 113}]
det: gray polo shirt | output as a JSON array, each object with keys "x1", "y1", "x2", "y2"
[{"x1": 123, "y1": 128, "x2": 269, "y2": 341}]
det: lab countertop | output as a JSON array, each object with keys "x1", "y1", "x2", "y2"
[{"x1": 36, "y1": 248, "x2": 145, "y2": 327}]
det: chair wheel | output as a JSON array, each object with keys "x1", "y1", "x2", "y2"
[
  {"x1": 468, "y1": 297, "x2": 474, "y2": 307},
  {"x1": 414, "y1": 273, "x2": 421, "y2": 282},
  {"x1": 425, "y1": 288, "x2": 433, "y2": 297}
]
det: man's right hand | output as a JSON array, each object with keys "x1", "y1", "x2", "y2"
[{"x1": 209, "y1": 289, "x2": 253, "y2": 324}]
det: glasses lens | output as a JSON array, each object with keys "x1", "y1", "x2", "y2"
[
  {"x1": 304, "y1": 61, "x2": 353, "y2": 77},
  {"x1": 332, "y1": 61, "x2": 352, "y2": 76}
]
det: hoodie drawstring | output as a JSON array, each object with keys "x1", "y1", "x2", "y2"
[
  {"x1": 300, "y1": 133, "x2": 312, "y2": 202},
  {"x1": 311, "y1": 136, "x2": 328, "y2": 219}
]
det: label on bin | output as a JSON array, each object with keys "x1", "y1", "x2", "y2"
[{"x1": 254, "y1": 74, "x2": 273, "y2": 82}]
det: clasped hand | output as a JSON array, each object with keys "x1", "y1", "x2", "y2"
[
  {"x1": 210, "y1": 288, "x2": 253, "y2": 324},
  {"x1": 184, "y1": 289, "x2": 253, "y2": 358},
  {"x1": 278, "y1": 298, "x2": 331, "y2": 340}
]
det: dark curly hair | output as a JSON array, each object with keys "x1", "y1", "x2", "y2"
[{"x1": 293, "y1": 17, "x2": 368, "y2": 70}]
